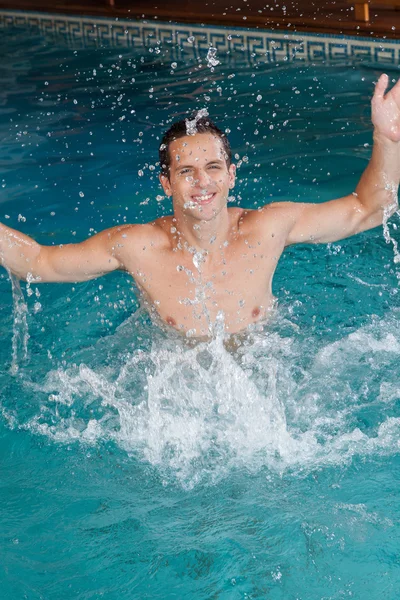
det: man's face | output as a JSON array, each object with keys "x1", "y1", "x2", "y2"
[{"x1": 159, "y1": 133, "x2": 236, "y2": 222}]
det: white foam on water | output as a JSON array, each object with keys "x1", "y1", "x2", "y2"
[{"x1": 9, "y1": 310, "x2": 400, "y2": 488}]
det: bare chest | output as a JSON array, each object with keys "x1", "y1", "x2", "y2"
[{"x1": 127, "y1": 237, "x2": 283, "y2": 336}]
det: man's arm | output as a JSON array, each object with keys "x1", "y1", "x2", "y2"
[
  {"x1": 0, "y1": 222, "x2": 128, "y2": 282},
  {"x1": 277, "y1": 74, "x2": 400, "y2": 246}
]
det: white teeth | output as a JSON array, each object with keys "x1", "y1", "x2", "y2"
[{"x1": 192, "y1": 193, "x2": 214, "y2": 201}]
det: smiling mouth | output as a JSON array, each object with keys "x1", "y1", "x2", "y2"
[{"x1": 191, "y1": 192, "x2": 216, "y2": 205}]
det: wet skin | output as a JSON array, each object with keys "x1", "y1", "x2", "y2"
[
  {"x1": 119, "y1": 207, "x2": 283, "y2": 336},
  {"x1": 111, "y1": 133, "x2": 289, "y2": 336}
]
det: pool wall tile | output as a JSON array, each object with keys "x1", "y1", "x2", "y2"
[{"x1": 1, "y1": 8, "x2": 400, "y2": 65}]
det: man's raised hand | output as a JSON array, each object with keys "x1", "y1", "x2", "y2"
[{"x1": 372, "y1": 74, "x2": 400, "y2": 142}]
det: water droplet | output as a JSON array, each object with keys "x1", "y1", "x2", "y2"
[{"x1": 206, "y1": 47, "x2": 220, "y2": 70}]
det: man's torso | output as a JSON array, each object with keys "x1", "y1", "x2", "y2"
[{"x1": 117, "y1": 206, "x2": 289, "y2": 336}]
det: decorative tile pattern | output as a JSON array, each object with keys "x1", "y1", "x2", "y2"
[{"x1": 1, "y1": 8, "x2": 400, "y2": 64}]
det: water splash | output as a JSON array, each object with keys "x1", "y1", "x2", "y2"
[
  {"x1": 382, "y1": 204, "x2": 400, "y2": 265},
  {"x1": 7, "y1": 309, "x2": 400, "y2": 488},
  {"x1": 206, "y1": 47, "x2": 220, "y2": 71},
  {"x1": 7, "y1": 270, "x2": 29, "y2": 375},
  {"x1": 185, "y1": 108, "x2": 209, "y2": 136},
  {"x1": 25, "y1": 332, "x2": 291, "y2": 487}
]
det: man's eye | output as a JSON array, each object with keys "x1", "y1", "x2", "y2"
[
  {"x1": 180, "y1": 168, "x2": 191, "y2": 174},
  {"x1": 209, "y1": 165, "x2": 221, "y2": 169}
]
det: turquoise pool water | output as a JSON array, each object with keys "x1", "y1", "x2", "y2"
[{"x1": 1, "y1": 16, "x2": 400, "y2": 598}]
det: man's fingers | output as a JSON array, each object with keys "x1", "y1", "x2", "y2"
[{"x1": 373, "y1": 73, "x2": 389, "y2": 102}]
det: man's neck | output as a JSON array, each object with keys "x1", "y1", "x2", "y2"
[{"x1": 173, "y1": 208, "x2": 233, "y2": 255}]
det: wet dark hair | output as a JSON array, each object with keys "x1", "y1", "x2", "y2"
[{"x1": 159, "y1": 116, "x2": 232, "y2": 179}]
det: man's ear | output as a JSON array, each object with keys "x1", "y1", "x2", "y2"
[
  {"x1": 159, "y1": 173, "x2": 172, "y2": 197},
  {"x1": 228, "y1": 164, "x2": 236, "y2": 189}
]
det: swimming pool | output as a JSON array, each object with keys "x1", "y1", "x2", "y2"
[{"x1": 1, "y1": 10, "x2": 400, "y2": 599}]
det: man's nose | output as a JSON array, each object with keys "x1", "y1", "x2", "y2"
[{"x1": 193, "y1": 169, "x2": 211, "y2": 187}]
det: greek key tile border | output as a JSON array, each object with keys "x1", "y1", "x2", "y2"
[{"x1": 1, "y1": 8, "x2": 400, "y2": 65}]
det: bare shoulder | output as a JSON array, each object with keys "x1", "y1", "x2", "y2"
[
  {"x1": 235, "y1": 202, "x2": 297, "y2": 237},
  {"x1": 107, "y1": 220, "x2": 168, "y2": 245},
  {"x1": 105, "y1": 220, "x2": 170, "y2": 267}
]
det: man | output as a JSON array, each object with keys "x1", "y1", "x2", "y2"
[{"x1": 0, "y1": 74, "x2": 399, "y2": 338}]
